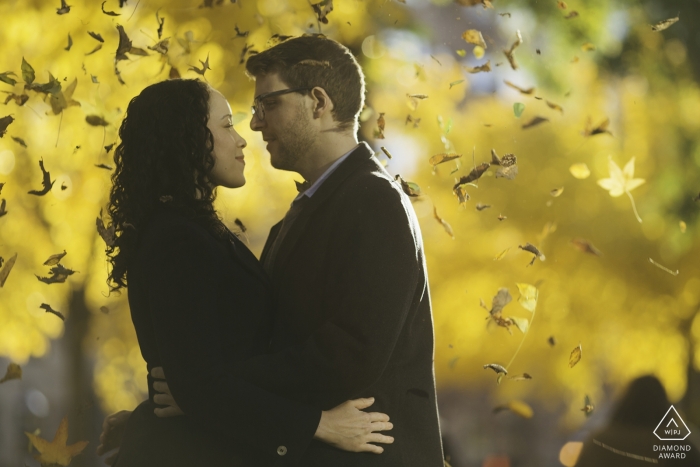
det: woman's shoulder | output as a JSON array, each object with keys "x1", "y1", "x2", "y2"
[{"x1": 139, "y1": 206, "x2": 223, "y2": 256}]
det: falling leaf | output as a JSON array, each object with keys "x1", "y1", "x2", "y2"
[
  {"x1": 499, "y1": 12, "x2": 511, "y2": 17},
  {"x1": 649, "y1": 258, "x2": 679, "y2": 276},
  {"x1": 581, "y1": 43, "x2": 596, "y2": 52},
  {"x1": 456, "y1": 49, "x2": 466, "y2": 57},
  {"x1": 430, "y1": 55, "x2": 441, "y2": 66},
  {"x1": 0, "y1": 115, "x2": 14, "y2": 137},
  {"x1": 493, "y1": 400, "x2": 533, "y2": 418},
  {"x1": 36, "y1": 264, "x2": 77, "y2": 284},
  {"x1": 564, "y1": 11, "x2": 579, "y2": 19},
  {"x1": 569, "y1": 163, "x2": 590, "y2": 179},
  {"x1": 0, "y1": 252, "x2": 17, "y2": 287},
  {"x1": 101, "y1": 1, "x2": 120, "y2": 15},
  {"x1": 3, "y1": 92, "x2": 28, "y2": 106},
  {"x1": 56, "y1": 0, "x2": 71, "y2": 15},
  {"x1": 651, "y1": 16, "x2": 680, "y2": 32},
  {"x1": 546, "y1": 100, "x2": 564, "y2": 113},
  {"x1": 462, "y1": 29, "x2": 487, "y2": 48},
  {"x1": 548, "y1": 336, "x2": 557, "y2": 347},
  {"x1": 100, "y1": 306, "x2": 110, "y2": 314},
  {"x1": 519, "y1": 243, "x2": 545, "y2": 266},
  {"x1": 375, "y1": 112, "x2": 385, "y2": 139},
  {"x1": 0, "y1": 199, "x2": 5, "y2": 218},
  {"x1": 484, "y1": 363, "x2": 508, "y2": 375},
  {"x1": 454, "y1": 186, "x2": 470, "y2": 206},
  {"x1": 449, "y1": 80, "x2": 465, "y2": 89},
  {"x1": 234, "y1": 218, "x2": 247, "y2": 233},
  {"x1": 571, "y1": 238, "x2": 602, "y2": 256},
  {"x1": 26, "y1": 417, "x2": 88, "y2": 466},
  {"x1": 189, "y1": 53, "x2": 211, "y2": 76},
  {"x1": 86, "y1": 115, "x2": 108, "y2": 126},
  {"x1": 464, "y1": 61, "x2": 491, "y2": 73},
  {"x1": 504, "y1": 80, "x2": 535, "y2": 95},
  {"x1": 581, "y1": 395, "x2": 594, "y2": 416},
  {"x1": 21, "y1": 57, "x2": 35, "y2": 85},
  {"x1": 97, "y1": 209, "x2": 116, "y2": 247},
  {"x1": 44, "y1": 250, "x2": 67, "y2": 266},
  {"x1": 476, "y1": 203, "x2": 491, "y2": 211},
  {"x1": 473, "y1": 46, "x2": 485, "y2": 59},
  {"x1": 85, "y1": 44, "x2": 103, "y2": 56},
  {"x1": 513, "y1": 103, "x2": 525, "y2": 118},
  {"x1": 522, "y1": 116, "x2": 549, "y2": 129},
  {"x1": 394, "y1": 175, "x2": 421, "y2": 197},
  {"x1": 430, "y1": 153, "x2": 462, "y2": 166},
  {"x1": 380, "y1": 147, "x2": 393, "y2": 159},
  {"x1": 569, "y1": 343, "x2": 582, "y2": 368},
  {"x1": 64, "y1": 34, "x2": 73, "y2": 51},
  {"x1": 557, "y1": 1, "x2": 567, "y2": 8},
  {"x1": 0, "y1": 363, "x2": 22, "y2": 383},
  {"x1": 40, "y1": 303, "x2": 66, "y2": 321},
  {"x1": 433, "y1": 206, "x2": 454, "y2": 239},
  {"x1": 407, "y1": 94, "x2": 429, "y2": 100},
  {"x1": 497, "y1": 213, "x2": 507, "y2": 221},
  {"x1": 453, "y1": 162, "x2": 490, "y2": 189},
  {"x1": 0, "y1": 71, "x2": 18, "y2": 86},
  {"x1": 10, "y1": 136, "x2": 27, "y2": 148},
  {"x1": 95, "y1": 163, "x2": 113, "y2": 170},
  {"x1": 494, "y1": 154, "x2": 518, "y2": 180},
  {"x1": 503, "y1": 30, "x2": 523, "y2": 70},
  {"x1": 311, "y1": 0, "x2": 333, "y2": 24},
  {"x1": 508, "y1": 373, "x2": 532, "y2": 381},
  {"x1": 448, "y1": 357, "x2": 459, "y2": 369},
  {"x1": 597, "y1": 156, "x2": 645, "y2": 222},
  {"x1": 510, "y1": 316, "x2": 530, "y2": 334},
  {"x1": 494, "y1": 247, "x2": 510, "y2": 260},
  {"x1": 28, "y1": 159, "x2": 55, "y2": 196},
  {"x1": 88, "y1": 31, "x2": 105, "y2": 43},
  {"x1": 159, "y1": 195, "x2": 173, "y2": 203},
  {"x1": 233, "y1": 25, "x2": 248, "y2": 39},
  {"x1": 169, "y1": 67, "x2": 181, "y2": 79},
  {"x1": 550, "y1": 187, "x2": 564, "y2": 197},
  {"x1": 489, "y1": 288, "x2": 512, "y2": 318},
  {"x1": 515, "y1": 283, "x2": 538, "y2": 312},
  {"x1": 49, "y1": 78, "x2": 80, "y2": 115},
  {"x1": 680, "y1": 221, "x2": 686, "y2": 233}
]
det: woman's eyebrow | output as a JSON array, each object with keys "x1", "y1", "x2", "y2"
[{"x1": 220, "y1": 113, "x2": 232, "y2": 120}]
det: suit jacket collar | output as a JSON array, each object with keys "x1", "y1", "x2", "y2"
[
  {"x1": 224, "y1": 232, "x2": 272, "y2": 290},
  {"x1": 260, "y1": 142, "x2": 374, "y2": 277}
]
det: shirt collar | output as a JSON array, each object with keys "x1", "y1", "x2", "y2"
[{"x1": 294, "y1": 144, "x2": 360, "y2": 201}]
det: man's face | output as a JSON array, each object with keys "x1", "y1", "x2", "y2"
[{"x1": 249, "y1": 73, "x2": 315, "y2": 173}]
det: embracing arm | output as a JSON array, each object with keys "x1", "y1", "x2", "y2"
[{"x1": 237, "y1": 182, "x2": 422, "y2": 404}]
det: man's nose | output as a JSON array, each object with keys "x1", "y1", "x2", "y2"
[{"x1": 250, "y1": 113, "x2": 263, "y2": 132}]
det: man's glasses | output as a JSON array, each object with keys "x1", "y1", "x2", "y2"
[{"x1": 251, "y1": 87, "x2": 313, "y2": 121}]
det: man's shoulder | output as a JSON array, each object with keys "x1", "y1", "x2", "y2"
[{"x1": 339, "y1": 157, "x2": 405, "y2": 203}]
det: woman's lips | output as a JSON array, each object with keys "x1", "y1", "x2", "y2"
[{"x1": 235, "y1": 156, "x2": 245, "y2": 165}]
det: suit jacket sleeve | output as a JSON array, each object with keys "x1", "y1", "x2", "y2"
[
  {"x1": 237, "y1": 180, "x2": 422, "y2": 406},
  {"x1": 141, "y1": 217, "x2": 321, "y2": 463}
]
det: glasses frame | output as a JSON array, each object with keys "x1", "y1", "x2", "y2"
[{"x1": 251, "y1": 87, "x2": 313, "y2": 121}]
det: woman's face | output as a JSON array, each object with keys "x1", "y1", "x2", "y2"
[{"x1": 206, "y1": 89, "x2": 247, "y2": 189}]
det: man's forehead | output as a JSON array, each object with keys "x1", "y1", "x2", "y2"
[{"x1": 253, "y1": 73, "x2": 285, "y2": 97}]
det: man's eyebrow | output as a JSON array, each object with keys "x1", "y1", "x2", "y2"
[{"x1": 220, "y1": 114, "x2": 232, "y2": 120}]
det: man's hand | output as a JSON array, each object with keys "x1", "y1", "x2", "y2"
[
  {"x1": 96, "y1": 410, "x2": 132, "y2": 465},
  {"x1": 151, "y1": 367, "x2": 185, "y2": 417},
  {"x1": 314, "y1": 398, "x2": 394, "y2": 453}
]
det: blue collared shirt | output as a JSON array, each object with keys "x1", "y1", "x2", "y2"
[{"x1": 293, "y1": 144, "x2": 360, "y2": 202}]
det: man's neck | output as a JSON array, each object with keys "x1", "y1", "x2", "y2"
[{"x1": 300, "y1": 134, "x2": 358, "y2": 184}]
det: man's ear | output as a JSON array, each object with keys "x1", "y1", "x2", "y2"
[{"x1": 310, "y1": 86, "x2": 334, "y2": 118}]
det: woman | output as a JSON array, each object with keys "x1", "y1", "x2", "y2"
[{"x1": 100, "y1": 79, "x2": 393, "y2": 466}]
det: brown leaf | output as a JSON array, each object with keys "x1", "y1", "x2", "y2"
[
  {"x1": 494, "y1": 153, "x2": 517, "y2": 180},
  {"x1": 546, "y1": 100, "x2": 564, "y2": 113},
  {"x1": 430, "y1": 153, "x2": 462, "y2": 166},
  {"x1": 97, "y1": 209, "x2": 116, "y2": 247},
  {"x1": 234, "y1": 218, "x2": 247, "y2": 232},
  {"x1": 433, "y1": 206, "x2": 454, "y2": 239},
  {"x1": 651, "y1": 16, "x2": 679, "y2": 32},
  {"x1": 557, "y1": 1, "x2": 567, "y2": 9},
  {"x1": 3, "y1": 93, "x2": 29, "y2": 106},
  {"x1": 311, "y1": 0, "x2": 333, "y2": 24},
  {"x1": 115, "y1": 25, "x2": 133, "y2": 61},
  {"x1": 508, "y1": 373, "x2": 533, "y2": 381},
  {"x1": 28, "y1": 159, "x2": 55, "y2": 196},
  {"x1": 44, "y1": 250, "x2": 67, "y2": 266},
  {"x1": 40, "y1": 303, "x2": 66, "y2": 321},
  {"x1": 583, "y1": 117, "x2": 612, "y2": 137},
  {"x1": 483, "y1": 363, "x2": 508, "y2": 375},
  {"x1": 454, "y1": 186, "x2": 470, "y2": 206},
  {"x1": 461, "y1": 29, "x2": 487, "y2": 48},
  {"x1": 522, "y1": 116, "x2": 549, "y2": 129},
  {"x1": 101, "y1": 1, "x2": 120, "y2": 16},
  {"x1": 85, "y1": 44, "x2": 103, "y2": 56},
  {"x1": 394, "y1": 175, "x2": 421, "y2": 197},
  {"x1": 188, "y1": 53, "x2": 211, "y2": 76},
  {"x1": 548, "y1": 336, "x2": 557, "y2": 347},
  {"x1": 464, "y1": 61, "x2": 491, "y2": 73},
  {"x1": 56, "y1": 0, "x2": 71, "y2": 15},
  {"x1": 0, "y1": 199, "x2": 6, "y2": 218},
  {"x1": 375, "y1": 112, "x2": 385, "y2": 139},
  {"x1": 100, "y1": 306, "x2": 110, "y2": 314},
  {"x1": 503, "y1": 30, "x2": 523, "y2": 70},
  {"x1": 571, "y1": 238, "x2": 602, "y2": 256},
  {"x1": 0, "y1": 253, "x2": 18, "y2": 287},
  {"x1": 453, "y1": 162, "x2": 490, "y2": 189},
  {"x1": 169, "y1": 67, "x2": 181, "y2": 79},
  {"x1": 0, "y1": 362, "x2": 22, "y2": 383},
  {"x1": 550, "y1": 187, "x2": 564, "y2": 197},
  {"x1": 65, "y1": 34, "x2": 73, "y2": 51},
  {"x1": 518, "y1": 243, "x2": 545, "y2": 266},
  {"x1": 476, "y1": 203, "x2": 491, "y2": 211},
  {"x1": 95, "y1": 163, "x2": 113, "y2": 170},
  {"x1": 489, "y1": 287, "x2": 512, "y2": 318},
  {"x1": 380, "y1": 146, "x2": 394, "y2": 159},
  {"x1": 504, "y1": 80, "x2": 535, "y2": 95},
  {"x1": 36, "y1": 264, "x2": 77, "y2": 284},
  {"x1": 0, "y1": 115, "x2": 15, "y2": 137},
  {"x1": 88, "y1": 31, "x2": 105, "y2": 43},
  {"x1": 497, "y1": 213, "x2": 507, "y2": 221},
  {"x1": 564, "y1": 11, "x2": 579, "y2": 19},
  {"x1": 569, "y1": 343, "x2": 582, "y2": 368},
  {"x1": 156, "y1": 10, "x2": 166, "y2": 39},
  {"x1": 86, "y1": 115, "x2": 108, "y2": 126}
]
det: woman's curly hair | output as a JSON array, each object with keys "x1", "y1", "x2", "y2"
[{"x1": 106, "y1": 79, "x2": 230, "y2": 293}]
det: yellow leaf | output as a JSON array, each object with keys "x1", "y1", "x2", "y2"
[
  {"x1": 569, "y1": 343, "x2": 582, "y2": 368},
  {"x1": 569, "y1": 163, "x2": 590, "y2": 179},
  {"x1": 651, "y1": 16, "x2": 680, "y2": 32},
  {"x1": 430, "y1": 153, "x2": 462, "y2": 166},
  {"x1": 597, "y1": 156, "x2": 645, "y2": 222},
  {"x1": 26, "y1": 417, "x2": 88, "y2": 466},
  {"x1": 0, "y1": 252, "x2": 18, "y2": 287},
  {"x1": 461, "y1": 29, "x2": 487, "y2": 48},
  {"x1": 494, "y1": 400, "x2": 533, "y2": 418},
  {"x1": 456, "y1": 49, "x2": 466, "y2": 57},
  {"x1": 550, "y1": 187, "x2": 564, "y2": 197},
  {"x1": 494, "y1": 247, "x2": 510, "y2": 261},
  {"x1": 515, "y1": 283, "x2": 538, "y2": 312},
  {"x1": 581, "y1": 42, "x2": 596, "y2": 52},
  {"x1": 509, "y1": 316, "x2": 529, "y2": 333},
  {"x1": 0, "y1": 363, "x2": 22, "y2": 383},
  {"x1": 473, "y1": 46, "x2": 485, "y2": 59},
  {"x1": 559, "y1": 442, "x2": 584, "y2": 467},
  {"x1": 680, "y1": 221, "x2": 686, "y2": 233}
]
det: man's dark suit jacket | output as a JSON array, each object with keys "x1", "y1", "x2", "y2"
[
  {"x1": 117, "y1": 205, "x2": 321, "y2": 467},
  {"x1": 238, "y1": 142, "x2": 445, "y2": 466}
]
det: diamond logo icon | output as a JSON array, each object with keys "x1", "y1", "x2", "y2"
[{"x1": 654, "y1": 405, "x2": 691, "y2": 441}]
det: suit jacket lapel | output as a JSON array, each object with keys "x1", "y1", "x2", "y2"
[
  {"x1": 269, "y1": 142, "x2": 374, "y2": 279},
  {"x1": 224, "y1": 233, "x2": 272, "y2": 289}
]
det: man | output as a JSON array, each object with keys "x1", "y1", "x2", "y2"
[{"x1": 100, "y1": 35, "x2": 444, "y2": 466}]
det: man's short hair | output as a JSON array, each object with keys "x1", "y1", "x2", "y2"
[{"x1": 246, "y1": 35, "x2": 365, "y2": 132}]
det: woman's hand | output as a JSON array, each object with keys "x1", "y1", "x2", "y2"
[
  {"x1": 96, "y1": 410, "x2": 132, "y2": 465},
  {"x1": 313, "y1": 398, "x2": 394, "y2": 454},
  {"x1": 151, "y1": 366, "x2": 185, "y2": 417}
]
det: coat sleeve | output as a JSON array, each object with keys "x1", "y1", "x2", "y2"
[
  {"x1": 141, "y1": 217, "x2": 321, "y2": 464},
  {"x1": 237, "y1": 180, "x2": 423, "y2": 406}
]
